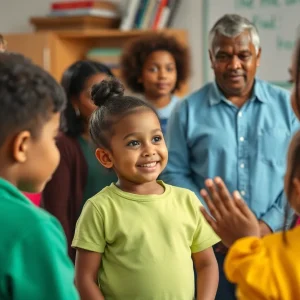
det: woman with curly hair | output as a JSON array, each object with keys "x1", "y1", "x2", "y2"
[{"x1": 121, "y1": 33, "x2": 190, "y2": 134}]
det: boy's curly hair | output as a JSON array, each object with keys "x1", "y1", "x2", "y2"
[{"x1": 120, "y1": 33, "x2": 190, "y2": 93}]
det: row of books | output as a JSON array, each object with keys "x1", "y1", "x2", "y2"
[
  {"x1": 120, "y1": 0, "x2": 181, "y2": 30},
  {"x1": 48, "y1": 1, "x2": 120, "y2": 18},
  {"x1": 86, "y1": 47, "x2": 122, "y2": 76}
]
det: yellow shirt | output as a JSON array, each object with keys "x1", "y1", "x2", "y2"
[
  {"x1": 72, "y1": 181, "x2": 219, "y2": 300},
  {"x1": 225, "y1": 226, "x2": 300, "y2": 300}
]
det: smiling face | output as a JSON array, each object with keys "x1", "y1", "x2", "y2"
[
  {"x1": 209, "y1": 31, "x2": 261, "y2": 98},
  {"x1": 140, "y1": 50, "x2": 177, "y2": 102},
  {"x1": 97, "y1": 108, "x2": 168, "y2": 190}
]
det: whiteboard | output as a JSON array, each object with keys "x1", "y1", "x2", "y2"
[{"x1": 202, "y1": 0, "x2": 300, "y2": 88}]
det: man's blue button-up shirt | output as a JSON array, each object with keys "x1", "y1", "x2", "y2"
[{"x1": 161, "y1": 79, "x2": 298, "y2": 231}]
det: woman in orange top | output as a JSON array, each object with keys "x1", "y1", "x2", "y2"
[{"x1": 199, "y1": 34, "x2": 300, "y2": 299}]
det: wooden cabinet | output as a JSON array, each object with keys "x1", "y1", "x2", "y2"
[{"x1": 5, "y1": 29, "x2": 189, "y2": 96}]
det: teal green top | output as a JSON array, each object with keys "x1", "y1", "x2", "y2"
[
  {"x1": 78, "y1": 136, "x2": 117, "y2": 205},
  {"x1": 0, "y1": 178, "x2": 78, "y2": 299}
]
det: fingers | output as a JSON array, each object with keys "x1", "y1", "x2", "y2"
[
  {"x1": 200, "y1": 188, "x2": 222, "y2": 221},
  {"x1": 214, "y1": 177, "x2": 235, "y2": 211},
  {"x1": 232, "y1": 191, "x2": 251, "y2": 218},
  {"x1": 204, "y1": 178, "x2": 227, "y2": 216}
]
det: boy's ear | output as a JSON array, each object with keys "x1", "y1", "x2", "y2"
[
  {"x1": 95, "y1": 148, "x2": 113, "y2": 169},
  {"x1": 12, "y1": 131, "x2": 31, "y2": 163}
]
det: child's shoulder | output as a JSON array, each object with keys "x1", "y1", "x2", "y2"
[
  {"x1": 0, "y1": 193, "x2": 63, "y2": 253},
  {"x1": 85, "y1": 184, "x2": 119, "y2": 208},
  {"x1": 2, "y1": 194, "x2": 60, "y2": 231},
  {"x1": 164, "y1": 182, "x2": 195, "y2": 194},
  {"x1": 162, "y1": 182, "x2": 199, "y2": 205}
]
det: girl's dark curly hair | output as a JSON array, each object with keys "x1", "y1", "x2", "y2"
[{"x1": 120, "y1": 33, "x2": 190, "y2": 93}]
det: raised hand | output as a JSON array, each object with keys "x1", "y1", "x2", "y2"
[{"x1": 200, "y1": 177, "x2": 260, "y2": 247}]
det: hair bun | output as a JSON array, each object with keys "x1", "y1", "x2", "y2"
[{"x1": 91, "y1": 77, "x2": 125, "y2": 107}]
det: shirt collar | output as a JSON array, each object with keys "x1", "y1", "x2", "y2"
[
  {"x1": 0, "y1": 177, "x2": 32, "y2": 205},
  {"x1": 209, "y1": 78, "x2": 268, "y2": 106}
]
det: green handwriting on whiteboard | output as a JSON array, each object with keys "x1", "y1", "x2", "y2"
[
  {"x1": 277, "y1": 36, "x2": 295, "y2": 50},
  {"x1": 235, "y1": 0, "x2": 254, "y2": 9},
  {"x1": 260, "y1": 0, "x2": 279, "y2": 6},
  {"x1": 252, "y1": 15, "x2": 277, "y2": 29},
  {"x1": 285, "y1": 0, "x2": 300, "y2": 5}
]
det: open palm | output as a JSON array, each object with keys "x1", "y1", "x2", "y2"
[{"x1": 200, "y1": 177, "x2": 260, "y2": 247}]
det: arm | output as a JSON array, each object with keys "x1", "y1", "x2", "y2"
[
  {"x1": 12, "y1": 218, "x2": 79, "y2": 300},
  {"x1": 72, "y1": 201, "x2": 106, "y2": 297},
  {"x1": 160, "y1": 101, "x2": 201, "y2": 197},
  {"x1": 192, "y1": 248, "x2": 218, "y2": 300},
  {"x1": 224, "y1": 237, "x2": 277, "y2": 299},
  {"x1": 43, "y1": 137, "x2": 73, "y2": 255},
  {"x1": 75, "y1": 249, "x2": 104, "y2": 300}
]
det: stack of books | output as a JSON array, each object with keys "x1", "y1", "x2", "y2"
[
  {"x1": 86, "y1": 48, "x2": 122, "y2": 76},
  {"x1": 120, "y1": 0, "x2": 181, "y2": 31},
  {"x1": 49, "y1": 1, "x2": 120, "y2": 18}
]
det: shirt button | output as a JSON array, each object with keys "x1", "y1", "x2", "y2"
[
  {"x1": 240, "y1": 136, "x2": 244, "y2": 142},
  {"x1": 240, "y1": 163, "x2": 245, "y2": 168},
  {"x1": 238, "y1": 112, "x2": 243, "y2": 117},
  {"x1": 240, "y1": 190, "x2": 246, "y2": 196}
]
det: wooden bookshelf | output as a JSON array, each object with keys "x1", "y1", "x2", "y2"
[{"x1": 4, "y1": 29, "x2": 189, "y2": 96}]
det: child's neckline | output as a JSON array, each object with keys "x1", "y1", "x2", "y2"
[{"x1": 109, "y1": 181, "x2": 170, "y2": 202}]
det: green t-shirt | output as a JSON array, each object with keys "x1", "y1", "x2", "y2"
[
  {"x1": 0, "y1": 178, "x2": 79, "y2": 300},
  {"x1": 77, "y1": 136, "x2": 117, "y2": 204},
  {"x1": 72, "y1": 181, "x2": 220, "y2": 300}
]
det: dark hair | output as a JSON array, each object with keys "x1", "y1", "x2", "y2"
[
  {"x1": 89, "y1": 77, "x2": 158, "y2": 149},
  {"x1": 295, "y1": 38, "x2": 300, "y2": 117},
  {"x1": 61, "y1": 60, "x2": 114, "y2": 137},
  {"x1": 0, "y1": 52, "x2": 66, "y2": 146},
  {"x1": 120, "y1": 33, "x2": 190, "y2": 93},
  {"x1": 283, "y1": 35, "x2": 300, "y2": 237},
  {"x1": 283, "y1": 130, "x2": 300, "y2": 241}
]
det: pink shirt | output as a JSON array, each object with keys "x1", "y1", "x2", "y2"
[
  {"x1": 296, "y1": 217, "x2": 300, "y2": 226},
  {"x1": 23, "y1": 192, "x2": 41, "y2": 207}
]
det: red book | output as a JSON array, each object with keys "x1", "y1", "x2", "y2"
[
  {"x1": 152, "y1": 0, "x2": 168, "y2": 29},
  {"x1": 51, "y1": 1, "x2": 117, "y2": 11}
]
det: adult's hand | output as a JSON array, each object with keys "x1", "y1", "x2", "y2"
[{"x1": 200, "y1": 177, "x2": 260, "y2": 248}]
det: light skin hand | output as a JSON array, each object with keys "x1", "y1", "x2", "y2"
[{"x1": 200, "y1": 177, "x2": 260, "y2": 247}]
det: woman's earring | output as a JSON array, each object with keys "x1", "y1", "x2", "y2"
[{"x1": 74, "y1": 107, "x2": 80, "y2": 117}]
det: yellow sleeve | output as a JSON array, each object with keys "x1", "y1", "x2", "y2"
[
  {"x1": 71, "y1": 200, "x2": 105, "y2": 253},
  {"x1": 224, "y1": 237, "x2": 278, "y2": 299},
  {"x1": 190, "y1": 194, "x2": 220, "y2": 253}
]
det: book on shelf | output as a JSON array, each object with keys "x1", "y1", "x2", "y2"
[
  {"x1": 120, "y1": 0, "x2": 180, "y2": 30},
  {"x1": 119, "y1": 0, "x2": 140, "y2": 30},
  {"x1": 51, "y1": 1, "x2": 118, "y2": 11},
  {"x1": 49, "y1": 1, "x2": 120, "y2": 18},
  {"x1": 48, "y1": 8, "x2": 119, "y2": 18}
]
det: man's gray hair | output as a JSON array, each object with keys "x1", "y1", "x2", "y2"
[{"x1": 209, "y1": 14, "x2": 260, "y2": 54}]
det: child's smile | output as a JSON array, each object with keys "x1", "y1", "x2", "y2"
[{"x1": 107, "y1": 108, "x2": 168, "y2": 192}]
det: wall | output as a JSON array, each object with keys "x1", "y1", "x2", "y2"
[{"x1": 0, "y1": 0, "x2": 204, "y2": 93}]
